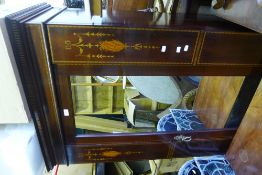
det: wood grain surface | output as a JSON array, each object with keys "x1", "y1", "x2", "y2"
[
  {"x1": 109, "y1": 0, "x2": 153, "y2": 11},
  {"x1": 27, "y1": 24, "x2": 67, "y2": 165},
  {"x1": 48, "y1": 25, "x2": 198, "y2": 65},
  {"x1": 5, "y1": 3, "x2": 60, "y2": 170},
  {"x1": 227, "y1": 80, "x2": 262, "y2": 175},
  {"x1": 194, "y1": 76, "x2": 244, "y2": 128},
  {"x1": 9, "y1": 2, "x2": 262, "y2": 169},
  {"x1": 47, "y1": 8, "x2": 262, "y2": 75},
  {"x1": 67, "y1": 129, "x2": 236, "y2": 163},
  {"x1": 199, "y1": 32, "x2": 262, "y2": 65}
]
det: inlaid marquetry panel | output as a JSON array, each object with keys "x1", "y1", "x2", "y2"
[
  {"x1": 47, "y1": 25, "x2": 199, "y2": 65},
  {"x1": 67, "y1": 129, "x2": 236, "y2": 163}
]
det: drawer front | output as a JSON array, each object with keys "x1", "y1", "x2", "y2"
[
  {"x1": 47, "y1": 25, "x2": 199, "y2": 65},
  {"x1": 198, "y1": 32, "x2": 262, "y2": 66},
  {"x1": 66, "y1": 128, "x2": 235, "y2": 163}
]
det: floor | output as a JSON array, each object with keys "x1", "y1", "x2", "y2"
[
  {"x1": 43, "y1": 164, "x2": 95, "y2": 175},
  {"x1": 0, "y1": 123, "x2": 44, "y2": 175}
]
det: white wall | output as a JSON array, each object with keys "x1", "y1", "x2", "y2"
[
  {"x1": 211, "y1": 0, "x2": 262, "y2": 33},
  {"x1": 0, "y1": 1, "x2": 64, "y2": 174},
  {"x1": 0, "y1": 0, "x2": 64, "y2": 123},
  {"x1": 0, "y1": 11, "x2": 31, "y2": 123}
]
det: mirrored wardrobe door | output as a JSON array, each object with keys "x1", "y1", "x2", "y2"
[{"x1": 55, "y1": 74, "x2": 255, "y2": 136}]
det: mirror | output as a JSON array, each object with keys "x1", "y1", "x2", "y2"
[{"x1": 70, "y1": 76, "x2": 244, "y2": 135}]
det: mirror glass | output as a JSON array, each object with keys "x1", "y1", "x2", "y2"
[{"x1": 70, "y1": 76, "x2": 244, "y2": 135}]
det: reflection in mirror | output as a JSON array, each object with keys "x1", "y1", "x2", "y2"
[
  {"x1": 70, "y1": 76, "x2": 244, "y2": 135},
  {"x1": 106, "y1": 155, "x2": 235, "y2": 175}
]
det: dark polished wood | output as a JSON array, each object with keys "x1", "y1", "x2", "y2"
[
  {"x1": 49, "y1": 7, "x2": 262, "y2": 166},
  {"x1": 26, "y1": 17, "x2": 68, "y2": 166},
  {"x1": 48, "y1": 25, "x2": 198, "y2": 65},
  {"x1": 199, "y1": 33, "x2": 262, "y2": 65},
  {"x1": 55, "y1": 64, "x2": 262, "y2": 76},
  {"x1": 67, "y1": 129, "x2": 236, "y2": 163},
  {"x1": 6, "y1": 3, "x2": 262, "y2": 172},
  {"x1": 46, "y1": 9, "x2": 262, "y2": 75},
  {"x1": 5, "y1": 3, "x2": 56, "y2": 170},
  {"x1": 55, "y1": 74, "x2": 76, "y2": 144}
]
